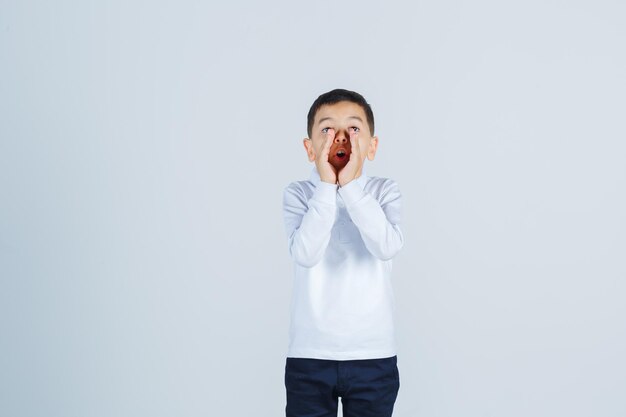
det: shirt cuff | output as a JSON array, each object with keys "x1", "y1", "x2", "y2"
[
  {"x1": 338, "y1": 178, "x2": 366, "y2": 206},
  {"x1": 312, "y1": 181, "x2": 338, "y2": 205}
]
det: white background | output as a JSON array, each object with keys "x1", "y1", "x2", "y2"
[{"x1": 1, "y1": 1, "x2": 625, "y2": 416}]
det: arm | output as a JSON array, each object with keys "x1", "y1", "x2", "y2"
[
  {"x1": 283, "y1": 181, "x2": 337, "y2": 268},
  {"x1": 338, "y1": 178, "x2": 404, "y2": 260}
]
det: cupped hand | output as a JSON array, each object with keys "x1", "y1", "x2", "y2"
[{"x1": 316, "y1": 128, "x2": 338, "y2": 184}]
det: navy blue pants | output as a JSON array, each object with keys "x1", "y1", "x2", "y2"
[{"x1": 284, "y1": 355, "x2": 400, "y2": 417}]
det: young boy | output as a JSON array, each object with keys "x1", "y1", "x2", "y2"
[{"x1": 282, "y1": 88, "x2": 404, "y2": 417}]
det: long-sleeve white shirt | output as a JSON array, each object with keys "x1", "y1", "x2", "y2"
[{"x1": 282, "y1": 164, "x2": 404, "y2": 360}]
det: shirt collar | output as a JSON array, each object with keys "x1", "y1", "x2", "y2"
[{"x1": 309, "y1": 164, "x2": 369, "y2": 189}]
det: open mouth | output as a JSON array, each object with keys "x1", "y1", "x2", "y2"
[{"x1": 336, "y1": 149, "x2": 348, "y2": 160}]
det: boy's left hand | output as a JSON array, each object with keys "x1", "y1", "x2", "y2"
[{"x1": 338, "y1": 130, "x2": 363, "y2": 186}]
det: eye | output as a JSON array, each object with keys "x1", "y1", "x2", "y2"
[
  {"x1": 351, "y1": 126, "x2": 360, "y2": 133},
  {"x1": 321, "y1": 127, "x2": 331, "y2": 133}
]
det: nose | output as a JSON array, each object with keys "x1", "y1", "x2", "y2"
[{"x1": 334, "y1": 131, "x2": 348, "y2": 144}]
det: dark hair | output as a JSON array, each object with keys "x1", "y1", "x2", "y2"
[{"x1": 307, "y1": 88, "x2": 375, "y2": 138}]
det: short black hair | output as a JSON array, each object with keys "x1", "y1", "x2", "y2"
[{"x1": 307, "y1": 88, "x2": 375, "y2": 138}]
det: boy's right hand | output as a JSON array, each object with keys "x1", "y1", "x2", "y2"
[{"x1": 316, "y1": 129, "x2": 337, "y2": 184}]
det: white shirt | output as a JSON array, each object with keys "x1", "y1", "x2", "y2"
[{"x1": 282, "y1": 164, "x2": 404, "y2": 360}]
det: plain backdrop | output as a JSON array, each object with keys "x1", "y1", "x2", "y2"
[{"x1": 1, "y1": 1, "x2": 625, "y2": 416}]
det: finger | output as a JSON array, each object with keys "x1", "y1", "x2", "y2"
[
  {"x1": 325, "y1": 128, "x2": 335, "y2": 150},
  {"x1": 349, "y1": 130, "x2": 359, "y2": 158},
  {"x1": 320, "y1": 129, "x2": 334, "y2": 159}
]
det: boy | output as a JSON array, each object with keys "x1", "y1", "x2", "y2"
[{"x1": 282, "y1": 88, "x2": 404, "y2": 417}]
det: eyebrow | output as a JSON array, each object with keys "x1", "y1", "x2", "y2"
[{"x1": 317, "y1": 116, "x2": 364, "y2": 125}]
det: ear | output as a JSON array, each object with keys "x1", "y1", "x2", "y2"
[
  {"x1": 366, "y1": 136, "x2": 379, "y2": 160},
  {"x1": 303, "y1": 138, "x2": 315, "y2": 162}
]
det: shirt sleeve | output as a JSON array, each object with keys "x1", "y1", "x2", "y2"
[
  {"x1": 282, "y1": 181, "x2": 338, "y2": 268},
  {"x1": 337, "y1": 178, "x2": 404, "y2": 260}
]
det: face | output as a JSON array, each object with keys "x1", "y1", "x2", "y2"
[{"x1": 303, "y1": 101, "x2": 378, "y2": 173}]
